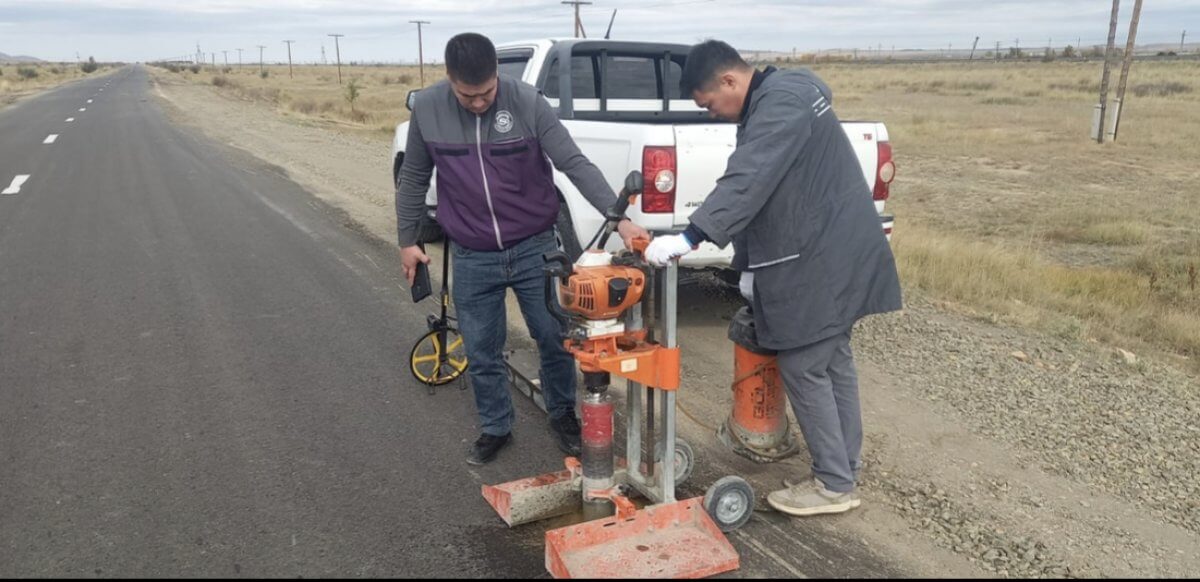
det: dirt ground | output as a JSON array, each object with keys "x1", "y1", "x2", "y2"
[{"x1": 147, "y1": 68, "x2": 1200, "y2": 578}]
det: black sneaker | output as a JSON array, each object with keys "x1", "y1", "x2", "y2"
[
  {"x1": 549, "y1": 414, "x2": 582, "y2": 456},
  {"x1": 466, "y1": 432, "x2": 512, "y2": 465}
]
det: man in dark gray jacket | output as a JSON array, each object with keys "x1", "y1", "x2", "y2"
[
  {"x1": 645, "y1": 40, "x2": 901, "y2": 516},
  {"x1": 396, "y1": 33, "x2": 648, "y2": 466}
]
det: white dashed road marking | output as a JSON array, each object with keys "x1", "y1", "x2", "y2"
[
  {"x1": 43, "y1": 134, "x2": 58, "y2": 145},
  {"x1": 78, "y1": 108, "x2": 86, "y2": 112},
  {"x1": 2, "y1": 175, "x2": 31, "y2": 195},
  {"x1": 87, "y1": 99, "x2": 93, "y2": 103},
  {"x1": 66, "y1": 117, "x2": 75, "y2": 122}
]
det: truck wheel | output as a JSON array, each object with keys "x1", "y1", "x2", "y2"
[{"x1": 555, "y1": 199, "x2": 583, "y2": 263}]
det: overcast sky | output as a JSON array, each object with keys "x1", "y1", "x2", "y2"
[{"x1": 1, "y1": 0, "x2": 1196, "y2": 63}]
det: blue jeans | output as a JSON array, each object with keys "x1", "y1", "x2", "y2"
[{"x1": 451, "y1": 229, "x2": 577, "y2": 436}]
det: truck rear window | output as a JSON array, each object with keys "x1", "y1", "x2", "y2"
[
  {"x1": 497, "y1": 49, "x2": 534, "y2": 80},
  {"x1": 543, "y1": 54, "x2": 683, "y2": 100}
]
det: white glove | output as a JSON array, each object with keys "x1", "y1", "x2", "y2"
[
  {"x1": 739, "y1": 271, "x2": 754, "y2": 302},
  {"x1": 644, "y1": 234, "x2": 695, "y2": 267}
]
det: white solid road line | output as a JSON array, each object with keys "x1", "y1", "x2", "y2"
[
  {"x1": 43, "y1": 134, "x2": 58, "y2": 145},
  {"x1": 2, "y1": 175, "x2": 31, "y2": 195}
]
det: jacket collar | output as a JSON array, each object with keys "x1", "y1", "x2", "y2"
[{"x1": 740, "y1": 66, "x2": 777, "y2": 125}]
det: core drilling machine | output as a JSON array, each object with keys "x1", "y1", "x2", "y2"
[{"x1": 482, "y1": 171, "x2": 754, "y2": 579}]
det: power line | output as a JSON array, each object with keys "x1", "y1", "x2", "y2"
[
  {"x1": 1096, "y1": 0, "x2": 1121, "y2": 144},
  {"x1": 562, "y1": 1, "x2": 593, "y2": 38},
  {"x1": 328, "y1": 34, "x2": 345, "y2": 85},
  {"x1": 283, "y1": 40, "x2": 295, "y2": 78},
  {"x1": 409, "y1": 21, "x2": 430, "y2": 86}
]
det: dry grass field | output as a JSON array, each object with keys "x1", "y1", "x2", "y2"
[
  {"x1": 160, "y1": 57, "x2": 1200, "y2": 365},
  {"x1": 154, "y1": 62, "x2": 429, "y2": 138},
  {"x1": 0, "y1": 62, "x2": 113, "y2": 105},
  {"x1": 810, "y1": 59, "x2": 1200, "y2": 364}
]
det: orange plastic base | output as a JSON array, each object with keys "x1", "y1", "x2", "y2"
[{"x1": 544, "y1": 497, "x2": 739, "y2": 579}]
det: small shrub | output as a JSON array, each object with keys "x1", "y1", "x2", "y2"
[
  {"x1": 17, "y1": 67, "x2": 38, "y2": 79},
  {"x1": 222, "y1": 67, "x2": 232, "y2": 74},
  {"x1": 1132, "y1": 82, "x2": 1192, "y2": 97},
  {"x1": 952, "y1": 81, "x2": 995, "y2": 91},
  {"x1": 1041, "y1": 48, "x2": 1056, "y2": 63},
  {"x1": 398, "y1": 73, "x2": 414, "y2": 85},
  {"x1": 318, "y1": 99, "x2": 337, "y2": 113},
  {"x1": 260, "y1": 70, "x2": 269, "y2": 79},
  {"x1": 345, "y1": 78, "x2": 361, "y2": 112},
  {"x1": 80, "y1": 56, "x2": 98, "y2": 73},
  {"x1": 189, "y1": 65, "x2": 201, "y2": 74},
  {"x1": 291, "y1": 99, "x2": 317, "y2": 114},
  {"x1": 979, "y1": 96, "x2": 1025, "y2": 106},
  {"x1": 212, "y1": 75, "x2": 229, "y2": 87},
  {"x1": 1062, "y1": 45, "x2": 1076, "y2": 58},
  {"x1": 348, "y1": 109, "x2": 371, "y2": 124}
]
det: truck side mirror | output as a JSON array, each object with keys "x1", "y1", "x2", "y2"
[{"x1": 406, "y1": 89, "x2": 419, "y2": 112}]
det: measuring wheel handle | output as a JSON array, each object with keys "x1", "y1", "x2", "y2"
[{"x1": 703, "y1": 476, "x2": 755, "y2": 532}]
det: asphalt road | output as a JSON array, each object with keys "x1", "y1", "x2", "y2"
[
  {"x1": 0, "y1": 66, "x2": 905, "y2": 578},
  {"x1": 0, "y1": 66, "x2": 582, "y2": 578}
]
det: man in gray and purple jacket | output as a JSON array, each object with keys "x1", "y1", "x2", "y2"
[{"x1": 396, "y1": 33, "x2": 648, "y2": 465}]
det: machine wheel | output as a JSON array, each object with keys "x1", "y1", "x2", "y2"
[
  {"x1": 704, "y1": 476, "x2": 755, "y2": 532},
  {"x1": 409, "y1": 328, "x2": 468, "y2": 388},
  {"x1": 655, "y1": 438, "x2": 695, "y2": 486}
]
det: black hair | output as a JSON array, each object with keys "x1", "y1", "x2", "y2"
[
  {"x1": 445, "y1": 32, "x2": 497, "y2": 85},
  {"x1": 679, "y1": 39, "x2": 750, "y2": 95}
]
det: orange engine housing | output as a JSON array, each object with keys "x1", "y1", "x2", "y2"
[{"x1": 560, "y1": 265, "x2": 645, "y2": 320}]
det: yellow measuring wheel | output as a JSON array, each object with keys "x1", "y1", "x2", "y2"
[
  {"x1": 408, "y1": 242, "x2": 469, "y2": 394},
  {"x1": 410, "y1": 327, "x2": 468, "y2": 392}
]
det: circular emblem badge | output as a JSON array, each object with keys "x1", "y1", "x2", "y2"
[{"x1": 494, "y1": 110, "x2": 514, "y2": 134}]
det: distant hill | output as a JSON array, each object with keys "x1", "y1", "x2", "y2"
[{"x1": 0, "y1": 51, "x2": 45, "y2": 64}]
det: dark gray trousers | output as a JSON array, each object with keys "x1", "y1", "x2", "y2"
[{"x1": 777, "y1": 330, "x2": 862, "y2": 493}]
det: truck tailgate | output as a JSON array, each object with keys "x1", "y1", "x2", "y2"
[{"x1": 672, "y1": 124, "x2": 737, "y2": 227}]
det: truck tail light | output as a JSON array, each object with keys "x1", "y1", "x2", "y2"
[
  {"x1": 874, "y1": 141, "x2": 895, "y2": 202},
  {"x1": 641, "y1": 146, "x2": 676, "y2": 214}
]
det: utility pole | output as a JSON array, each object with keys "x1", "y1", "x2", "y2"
[
  {"x1": 236, "y1": 48, "x2": 243, "y2": 69},
  {"x1": 1112, "y1": 0, "x2": 1143, "y2": 141},
  {"x1": 322, "y1": 45, "x2": 327, "y2": 65},
  {"x1": 969, "y1": 36, "x2": 979, "y2": 60},
  {"x1": 283, "y1": 40, "x2": 295, "y2": 78},
  {"x1": 1097, "y1": 0, "x2": 1121, "y2": 143},
  {"x1": 1183, "y1": 30, "x2": 1188, "y2": 52},
  {"x1": 211, "y1": 53, "x2": 216, "y2": 67},
  {"x1": 996, "y1": 41, "x2": 1001, "y2": 60},
  {"x1": 562, "y1": 1, "x2": 592, "y2": 38},
  {"x1": 328, "y1": 34, "x2": 344, "y2": 84},
  {"x1": 257, "y1": 45, "x2": 266, "y2": 76},
  {"x1": 196, "y1": 42, "x2": 201, "y2": 65},
  {"x1": 223, "y1": 50, "x2": 228, "y2": 67},
  {"x1": 410, "y1": 20, "x2": 430, "y2": 87}
]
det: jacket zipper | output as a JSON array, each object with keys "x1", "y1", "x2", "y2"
[{"x1": 476, "y1": 115, "x2": 504, "y2": 250}]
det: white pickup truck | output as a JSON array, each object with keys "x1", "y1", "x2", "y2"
[{"x1": 392, "y1": 38, "x2": 895, "y2": 278}]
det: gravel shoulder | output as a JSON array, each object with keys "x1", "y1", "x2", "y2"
[{"x1": 149, "y1": 69, "x2": 1200, "y2": 578}]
